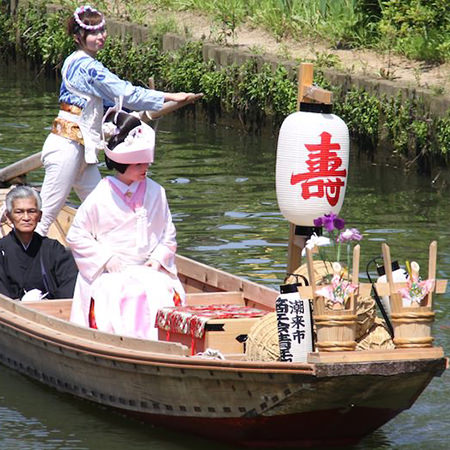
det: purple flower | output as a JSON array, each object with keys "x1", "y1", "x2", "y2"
[
  {"x1": 313, "y1": 217, "x2": 324, "y2": 227},
  {"x1": 333, "y1": 216, "x2": 346, "y2": 231},
  {"x1": 314, "y1": 213, "x2": 345, "y2": 232},
  {"x1": 338, "y1": 228, "x2": 363, "y2": 242}
]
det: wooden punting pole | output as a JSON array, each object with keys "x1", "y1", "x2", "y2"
[
  {"x1": 0, "y1": 152, "x2": 42, "y2": 186},
  {"x1": 286, "y1": 63, "x2": 333, "y2": 274},
  {"x1": 0, "y1": 87, "x2": 202, "y2": 186}
]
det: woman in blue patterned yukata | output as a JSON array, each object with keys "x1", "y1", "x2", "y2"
[{"x1": 37, "y1": 5, "x2": 194, "y2": 236}]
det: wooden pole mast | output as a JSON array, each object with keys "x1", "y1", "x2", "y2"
[{"x1": 286, "y1": 63, "x2": 332, "y2": 275}]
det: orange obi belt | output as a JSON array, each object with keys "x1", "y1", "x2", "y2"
[{"x1": 51, "y1": 103, "x2": 84, "y2": 145}]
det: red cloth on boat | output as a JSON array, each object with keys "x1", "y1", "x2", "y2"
[{"x1": 155, "y1": 304, "x2": 269, "y2": 339}]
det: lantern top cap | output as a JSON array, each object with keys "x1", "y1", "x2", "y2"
[{"x1": 299, "y1": 102, "x2": 333, "y2": 114}]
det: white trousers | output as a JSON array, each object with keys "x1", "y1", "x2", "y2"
[{"x1": 36, "y1": 133, "x2": 101, "y2": 236}]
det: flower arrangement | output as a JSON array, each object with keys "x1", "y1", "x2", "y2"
[
  {"x1": 315, "y1": 262, "x2": 358, "y2": 310},
  {"x1": 303, "y1": 213, "x2": 363, "y2": 310},
  {"x1": 398, "y1": 261, "x2": 434, "y2": 307}
]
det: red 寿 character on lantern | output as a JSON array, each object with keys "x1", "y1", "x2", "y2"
[
  {"x1": 276, "y1": 107, "x2": 350, "y2": 226},
  {"x1": 290, "y1": 131, "x2": 346, "y2": 207}
]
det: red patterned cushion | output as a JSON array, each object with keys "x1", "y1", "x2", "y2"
[{"x1": 156, "y1": 304, "x2": 268, "y2": 339}]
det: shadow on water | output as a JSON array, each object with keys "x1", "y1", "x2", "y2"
[
  {"x1": 0, "y1": 365, "x2": 232, "y2": 450},
  {"x1": 1, "y1": 363, "x2": 396, "y2": 450},
  {"x1": 1, "y1": 60, "x2": 449, "y2": 449}
]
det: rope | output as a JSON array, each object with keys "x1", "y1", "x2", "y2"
[{"x1": 194, "y1": 348, "x2": 225, "y2": 360}]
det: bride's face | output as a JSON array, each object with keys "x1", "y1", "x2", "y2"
[{"x1": 117, "y1": 163, "x2": 149, "y2": 185}]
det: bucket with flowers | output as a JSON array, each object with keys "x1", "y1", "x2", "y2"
[
  {"x1": 378, "y1": 241, "x2": 446, "y2": 348},
  {"x1": 302, "y1": 213, "x2": 364, "y2": 352}
]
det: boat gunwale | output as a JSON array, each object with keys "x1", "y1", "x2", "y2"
[
  {"x1": 0, "y1": 293, "x2": 318, "y2": 374},
  {"x1": 1, "y1": 293, "x2": 446, "y2": 378}
]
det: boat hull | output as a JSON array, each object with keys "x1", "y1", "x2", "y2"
[
  {"x1": 126, "y1": 406, "x2": 399, "y2": 447},
  {"x1": 0, "y1": 295, "x2": 445, "y2": 447}
]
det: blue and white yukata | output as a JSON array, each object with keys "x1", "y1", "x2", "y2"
[{"x1": 37, "y1": 50, "x2": 166, "y2": 236}]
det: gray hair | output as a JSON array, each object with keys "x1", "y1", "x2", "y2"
[{"x1": 5, "y1": 185, "x2": 42, "y2": 214}]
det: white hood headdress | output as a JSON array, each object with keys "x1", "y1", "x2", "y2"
[{"x1": 101, "y1": 98, "x2": 155, "y2": 164}]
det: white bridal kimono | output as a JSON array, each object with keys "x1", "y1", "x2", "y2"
[{"x1": 67, "y1": 176, "x2": 185, "y2": 340}]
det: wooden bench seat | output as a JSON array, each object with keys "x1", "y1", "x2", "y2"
[{"x1": 24, "y1": 299, "x2": 72, "y2": 320}]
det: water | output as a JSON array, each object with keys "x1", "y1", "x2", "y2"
[{"x1": 0, "y1": 61, "x2": 449, "y2": 449}]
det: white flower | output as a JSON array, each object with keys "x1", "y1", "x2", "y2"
[
  {"x1": 411, "y1": 261, "x2": 420, "y2": 274},
  {"x1": 301, "y1": 233, "x2": 331, "y2": 256},
  {"x1": 332, "y1": 261, "x2": 342, "y2": 274}
]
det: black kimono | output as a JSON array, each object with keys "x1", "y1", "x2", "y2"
[{"x1": 0, "y1": 231, "x2": 78, "y2": 300}]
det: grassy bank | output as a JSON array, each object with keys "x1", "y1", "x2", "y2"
[
  {"x1": 98, "y1": 0, "x2": 450, "y2": 64},
  {"x1": 0, "y1": 1, "x2": 449, "y2": 174}
]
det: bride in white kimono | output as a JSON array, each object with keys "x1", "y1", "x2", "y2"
[{"x1": 67, "y1": 110, "x2": 185, "y2": 340}]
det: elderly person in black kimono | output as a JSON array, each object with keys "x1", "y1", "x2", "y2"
[{"x1": 0, "y1": 186, "x2": 77, "y2": 301}]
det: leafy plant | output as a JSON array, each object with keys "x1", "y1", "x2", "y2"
[
  {"x1": 378, "y1": 0, "x2": 450, "y2": 63},
  {"x1": 314, "y1": 50, "x2": 341, "y2": 69},
  {"x1": 436, "y1": 114, "x2": 450, "y2": 158},
  {"x1": 38, "y1": 10, "x2": 75, "y2": 68},
  {"x1": 334, "y1": 88, "x2": 380, "y2": 149},
  {"x1": 211, "y1": 0, "x2": 246, "y2": 45}
]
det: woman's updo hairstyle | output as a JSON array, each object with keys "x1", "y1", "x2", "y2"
[{"x1": 103, "y1": 111, "x2": 142, "y2": 173}]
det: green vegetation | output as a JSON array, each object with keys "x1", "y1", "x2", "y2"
[
  {"x1": 0, "y1": 4, "x2": 74, "y2": 68},
  {"x1": 97, "y1": 0, "x2": 450, "y2": 64},
  {"x1": 0, "y1": 1, "x2": 449, "y2": 173},
  {"x1": 378, "y1": 0, "x2": 449, "y2": 63},
  {"x1": 19, "y1": 0, "x2": 448, "y2": 63}
]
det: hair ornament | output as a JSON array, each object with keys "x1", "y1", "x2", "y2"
[
  {"x1": 102, "y1": 121, "x2": 120, "y2": 141},
  {"x1": 124, "y1": 126, "x2": 144, "y2": 146},
  {"x1": 74, "y1": 5, "x2": 105, "y2": 31}
]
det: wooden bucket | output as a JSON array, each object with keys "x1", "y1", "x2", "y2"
[
  {"x1": 313, "y1": 308, "x2": 357, "y2": 352},
  {"x1": 305, "y1": 246, "x2": 360, "y2": 352},
  {"x1": 390, "y1": 305, "x2": 435, "y2": 348},
  {"x1": 380, "y1": 243, "x2": 440, "y2": 349}
]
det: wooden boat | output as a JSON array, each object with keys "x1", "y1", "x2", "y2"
[{"x1": 0, "y1": 187, "x2": 448, "y2": 448}]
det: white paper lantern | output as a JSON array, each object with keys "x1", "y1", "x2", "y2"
[{"x1": 276, "y1": 109, "x2": 350, "y2": 226}]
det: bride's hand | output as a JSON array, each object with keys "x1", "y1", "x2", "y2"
[
  {"x1": 145, "y1": 259, "x2": 161, "y2": 271},
  {"x1": 106, "y1": 255, "x2": 123, "y2": 272}
]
